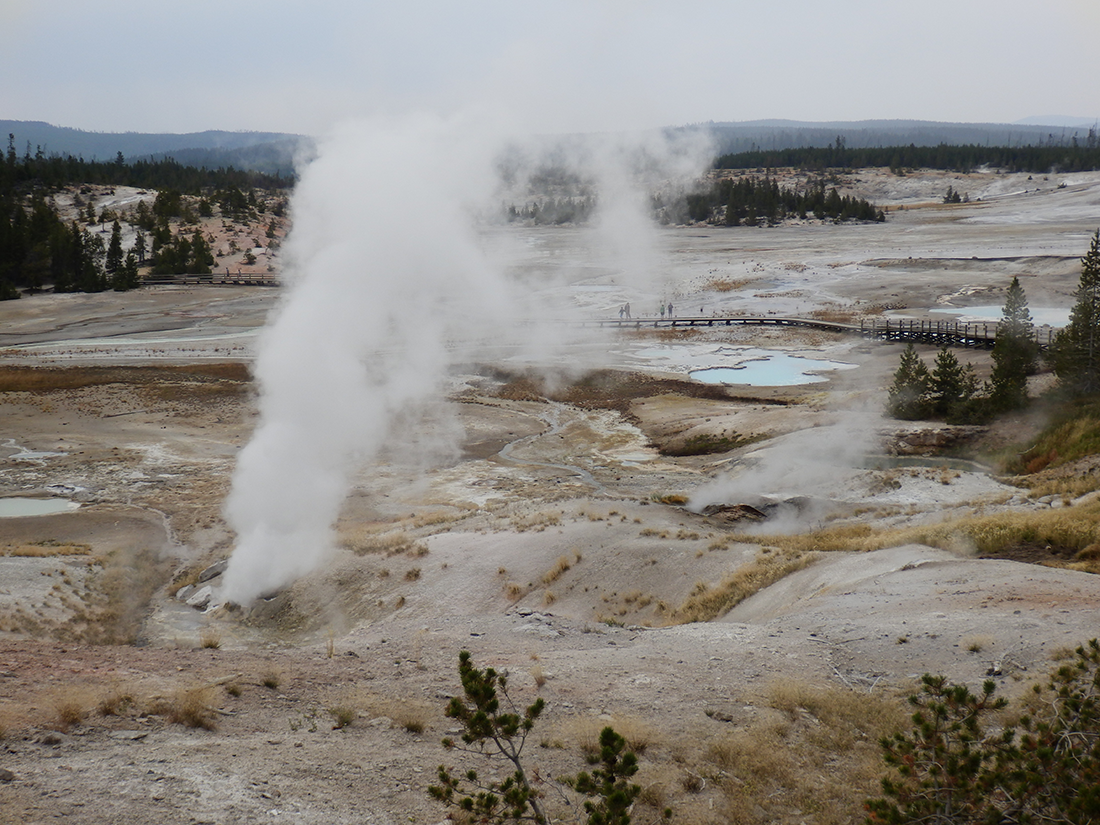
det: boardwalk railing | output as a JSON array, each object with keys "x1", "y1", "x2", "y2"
[
  {"x1": 573, "y1": 315, "x2": 1057, "y2": 350},
  {"x1": 141, "y1": 273, "x2": 281, "y2": 287}
]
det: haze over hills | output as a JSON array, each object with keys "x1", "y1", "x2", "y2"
[
  {"x1": 0, "y1": 120, "x2": 310, "y2": 176},
  {"x1": 3, "y1": 117, "x2": 1098, "y2": 175}
]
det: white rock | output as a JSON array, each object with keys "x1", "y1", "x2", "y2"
[{"x1": 186, "y1": 585, "x2": 213, "y2": 609}]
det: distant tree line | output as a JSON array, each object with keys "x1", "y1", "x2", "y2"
[
  {"x1": 715, "y1": 139, "x2": 1100, "y2": 175},
  {"x1": 1, "y1": 134, "x2": 293, "y2": 193},
  {"x1": 685, "y1": 175, "x2": 884, "y2": 226},
  {"x1": 505, "y1": 196, "x2": 596, "y2": 225}
]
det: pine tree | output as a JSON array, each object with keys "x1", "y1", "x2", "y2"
[
  {"x1": 112, "y1": 252, "x2": 139, "y2": 291},
  {"x1": 78, "y1": 230, "x2": 106, "y2": 292},
  {"x1": 989, "y1": 276, "x2": 1038, "y2": 410},
  {"x1": 887, "y1": 343, "x2": 931, "y2": 419},
  {"x1": 430, "y1": 650, "x2": 548, "y2": 824},
  {"x1": 429, "y1": 652, "x2": 652, "y2": 825},
  {"x1": 105, "y1": 220, "x2": 124, "y2": 273},
  {"x1": 1051, "y1": 229, "x2": 1100, "y2": 395},
  {"x1": 868, "y1": 640, "x2": 1100, "y2": 825},
  {"x1": 188, "y1": 228, "x2": 213, "y2": 274},
  {"x1": 867, "y1": 676, "x2": 1009, "y2": 825},
  {"x1": 929, "y1": 347, "x2": 976, "y2": 417}
]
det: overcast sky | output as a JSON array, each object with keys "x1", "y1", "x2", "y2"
[{"x1": 3, "y1": 0, "x2": 1098, "y2": 137}]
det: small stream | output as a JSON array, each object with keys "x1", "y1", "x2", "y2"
[{"x1": 494, "y1": 403, "x2": 609, "y2": 494}]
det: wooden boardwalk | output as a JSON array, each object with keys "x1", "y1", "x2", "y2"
[
  {"x1": 578, "y1": 315, "x2": 1056, "y2": 350},
  {"x1": 141, "y1": 273, "x2": 281, "y2": 287}
]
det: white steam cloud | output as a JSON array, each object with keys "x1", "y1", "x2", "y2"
[
  {"x1": 221, "y1": 112, "x2": 711, "y2": 604},
  {"x1": 688, "y1": 410, "x2": 886, "y2": 533}
]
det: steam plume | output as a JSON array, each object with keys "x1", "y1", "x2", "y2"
[
  {"x1": 221, "y1": 114, "x2": 711, "y2": 604},
  {"x1": 222, "y1": 113, "x2": 518, "y2": 603}
]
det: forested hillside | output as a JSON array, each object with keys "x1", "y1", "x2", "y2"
[{"x1": 0, "y1": 134, "x2": 290, "y2": 298}]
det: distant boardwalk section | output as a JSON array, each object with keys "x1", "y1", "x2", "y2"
[
  {"x1": 571, "y1": 314, "x2": 1056, "y2": 350},
  {"x1": 141, "y1": 273, "x2": 281, "y2": 287}
]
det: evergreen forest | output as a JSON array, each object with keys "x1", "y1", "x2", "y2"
[
  {"x1": 684, "y1": 175, "x2": 884, "y2": 226},
  {"x1": 715, "y1": 139, "x2": 1100, "y2": 175}
]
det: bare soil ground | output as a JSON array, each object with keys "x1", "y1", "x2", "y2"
[{"x1": 2, "y1": 169, "x2": 1100, "y2": 824}]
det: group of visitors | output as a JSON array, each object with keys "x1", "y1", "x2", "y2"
[{"x1": 617, "y1": 301, "x2": 675, "y2": 320}]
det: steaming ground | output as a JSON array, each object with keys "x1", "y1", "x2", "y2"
[{"x1": 2, "y1": 169, "x2": 1100, "y2": 823}]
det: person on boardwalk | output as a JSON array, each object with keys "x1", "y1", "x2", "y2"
[
  {"x1": 624, "y1": 302, "x2": 631, "y2": 319},
  {"x1": 659, "y1": 303, "x2": 666, "y2": 319},
  {"x1": 668, "y1": 302, "x2": 674, "y2": 317},
  {"x1": 618, "y1": 305, "x2": 625, "y2": 319}
]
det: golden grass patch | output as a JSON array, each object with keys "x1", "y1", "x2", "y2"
[
  {"x1": 762, "y1": 680, "x2": 904, "y2": 751},
  {"x1": 510, "y1": 510, "x2": 563, "y2": 532},
  {"x1": 199, "y1": 628, "x2": 222, "y2": 649},
  {"x1": 339, "y1": 527, "x2": 427, "y2": 557},
  {"x1": 704, "y1": 685, "x2": 905, "y2": 825},
  {"x1": 703, "y1": 277, "x2": 749, "y2": 293},
  {"x1": 0, "y1": 363, "x2": 249, "y2": 393},
  {"x1": 51, "y1": 690, "x2": 95, "y2": 731},
  {"x1": 152, "y1": 684, "x2": 219, "y2": 730},
  {"x1": 706, "y1": 501, "x2": 1100, "y2": 579},
  {"x1": 3, "y1": 542, "x2": 92, "y2": 557},
  {"x1": 556, "y1": 714, "x2": 659, "y2": 757},
  {"x1": 887, "y1": 501, "x2": 1100, "y2": 558},
  {"x1": 672, "y1": 546, "x2": 821, "y2": 623},
  {"x1": 337, "y1": 689, "x2": 436, "y2": 734},
  {"x1": 1027, "y1": 476, "x2": 1100, "y2": 498},
  {"x1": 63, "y1": 546, "x2": 174, "y2": 645},
  {"x1": 541, "y1": 554, "x2": 574, "y2": 584}
]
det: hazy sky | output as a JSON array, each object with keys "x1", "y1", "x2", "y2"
[{"x1": 3, "y1": 0, "x2": 1098, "y2": 137}]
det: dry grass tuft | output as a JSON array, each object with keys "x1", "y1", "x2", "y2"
[
  {"x1": 340, "y1": 690, "x2": 435, "y2": 734},
  {"x1": 504, "y1": 582, "x2": 526, "y2": 602},
  {"x1": 707, "y1": 718, "x2": 795, "y2": 783},
  {"x1": 199, "y1": 628, "x2": 221, "y2": 649},
  {"x1": 1027, "y1": 476, "x2": 1100, "y2": 498},
  {"x1": 886, "y1": 501, "x2": 1100, "y2": 562},
  {"x1": 703, "y1": 277, "x2": 749, "y2": 293},
  {"x1": 52, "y1": 693, "x2": 91, "y2": 731},
  {"x1": 340, "y1": 527, "x2": 428, "y2": 557},
  {"x1": 510, "y1": 510, "x2": 563, "y2": 532},
  {"x1": 559, "y1": 714, "x2": 659, "y2": 757},
  {"x1": 541, "y1": 554, "x2": 573, "y2": 584},
  {"x1": 531, "y1": 665, "x2": 548, "y2": 689},
  {"x1": 0, "y1": 363, "x2": 249, "y2": 393},
  {"x1": 962, "y1": 634, "x2": 995, "y2": 654},
  {"x1": 328, "y1": 705, "x2": 356, "y2": 729},
  {"x1": 3, "y1": 542, "x2": 92, "y2": 558},
  {"x1": 61, "y1": 546, "x2": 174, "y2": 645},
  {"x1": 153, "y1": 684, "x2": 218, "y2": 730},
  {"x1": 97, "y1": 686, "x2": 136, "y2": 717},
  {"x1": 709, "y1": 500, "x2": 1100, "y2": 577},
  {"x1": 652, "y1": 493, "x2": 689, "y2": 505},
  {"x1": 762, "y1": 680, "x2": 903, "y2": 750},
  {"x1": 703, "y1": 684, "x2": 904, "y2": 825},
  {"x1": 673, "y1": 546, "x2": 821, "y2": 623}
]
